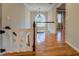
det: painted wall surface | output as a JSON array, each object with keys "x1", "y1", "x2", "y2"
[
  {"x1": 2, "y1": 3, "x2": 26, "y2": 28},
  {"x1": 66, "y1": 4, "x2": 79, "y2": 51},
  {"x1": 25, "y1": 6, "x2": 31, "y2": 28},
  {"x1": 0, "y1": 4, "x2": 2, "y2": 27},
  {"x1": 0, "y1": 3, "x2": 2, "y2": 49},
  {"x1": 48, "y1": 8, "x2": 56, "y2": 34}
]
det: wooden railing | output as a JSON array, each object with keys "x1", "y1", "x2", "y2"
[
  {"x1": 32, "y1": 21, "x2": 55, "y2": 51},
  {"x1": 33, "y1": 21, "x2": 36, "y2": 51},
  {"x1": 0, "y1": 28, "x2": 33, "y2": 53}
]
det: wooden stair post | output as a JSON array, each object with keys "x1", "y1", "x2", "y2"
[{"x1": 33, "y1": 21, "x2": 36, "y2": 51}]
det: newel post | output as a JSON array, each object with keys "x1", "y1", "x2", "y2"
[{"x1": 33, "y1": 21, "x2": 36, "y2": 51}]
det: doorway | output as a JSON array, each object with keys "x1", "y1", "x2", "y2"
[{"x1": 56, "y1": 4, "x2": 65, "y2": 43}]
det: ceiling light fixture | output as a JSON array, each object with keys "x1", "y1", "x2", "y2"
[{"x1": 38, "y1": 8, "x2": 41, "y2": 19}]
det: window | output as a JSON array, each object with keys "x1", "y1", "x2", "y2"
[
  {"x1": 35, "y1": 14, "x2": 46, "y2": 27},
  {"x1": 57, "y1": 13, "x2": 62, "y2": 23}
]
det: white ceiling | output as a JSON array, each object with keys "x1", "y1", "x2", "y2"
[{"x1": 24, "y1": 3, "x2": 57, "y2": 12}]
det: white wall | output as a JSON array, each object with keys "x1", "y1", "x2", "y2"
[
  {"x1": 25, "y1": 6, "x2": 31, "y2": 28},
  {"x1": 0, "y1": 3, "x2": 2, "y2": 50},
  {"x1": 48, "y1": 9, "x2": 56, "y2": 34},
  {"x1": 0, "y1": 3, "x2": 2, "y2": 26},
  {"x1": 2, "y1": 3, "x2": 31, "y2": 29},
  {"x1": 66, "y1": 4, "x2": 79, "y2": 52}
]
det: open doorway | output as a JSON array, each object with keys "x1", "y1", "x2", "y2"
[{"x1": 56, "y1": 4, "x2": 65, "y2": 43}]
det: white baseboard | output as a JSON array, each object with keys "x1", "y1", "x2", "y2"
[{"x1": 66, "y1": 41, "x2": 79, "y2": 52}]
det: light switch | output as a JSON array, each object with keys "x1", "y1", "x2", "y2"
[{"x1": 7, "y1": 16, "x2": 10, "y2": 20}]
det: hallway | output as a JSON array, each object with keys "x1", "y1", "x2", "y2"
[{"x1": 0, "y1": 3, "x2": 79, "y2": 56}]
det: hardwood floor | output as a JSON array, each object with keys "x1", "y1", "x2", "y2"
[
  {"x1": 35, "y1": 32, "x2": 79, "y2": 56},
  {"x1": 3, "y1": 51, "x2": 35, "y2": 56},
  {"x1": 2, "y1": 31, "x2": 79, "y2": 56}
]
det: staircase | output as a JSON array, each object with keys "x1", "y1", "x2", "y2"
[{"x1": 0, "y1": 28, "x2": 34, "y2": 55}]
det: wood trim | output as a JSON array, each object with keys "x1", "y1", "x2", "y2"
[
  {"x1": 56, "y1": 3, "x2": 66, "y2": 41},
  {"x1": 37, "y1": 32, "x2": 44, "y2": 33},
  {"x1": 33, "y1": 21, "x2": 36, "y2": 51},
  {"x1": 35, "y1": 21, "x2": 55, "y2": 23}
]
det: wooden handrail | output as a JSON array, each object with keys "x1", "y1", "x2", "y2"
[
  {"x1": 35, "y1": 21, "x2": 55, "y2": 23},
  {"x1": 32, "y1": 21, "x2": 55, "y2": 51}
]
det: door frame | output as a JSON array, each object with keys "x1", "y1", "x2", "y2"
[{"x1": 56, "y1": 3, "x2": 66, "y2": 42}]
